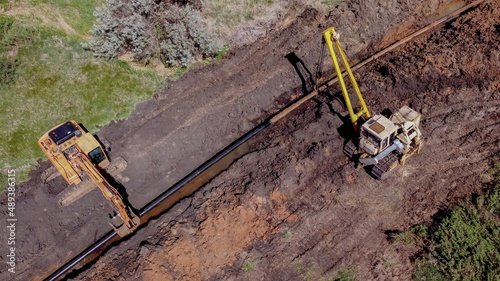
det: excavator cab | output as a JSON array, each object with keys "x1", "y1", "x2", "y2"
[
  {"x1": 39, "y1": 121, "x2": 140, "y2": 237},
  {"x1": 359, "y1": 114, "x2": 399, "y2": 156}
]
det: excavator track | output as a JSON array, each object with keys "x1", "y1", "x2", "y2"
[
  {"x1": 343, "y1": 140, "x2": 357, "y2": 159},
  {"x1": 371, "y1": 152, "x2": 399, "y2": 180}
]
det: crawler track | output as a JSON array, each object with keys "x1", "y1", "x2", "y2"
[
  {"x1": 42, "y1": 1, "x2": 487, "y2": 279},
  {"x1": 371, "y1": 152, "x2": 399, "y2": 180}
]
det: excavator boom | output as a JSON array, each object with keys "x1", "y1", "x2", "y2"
[{"x1": 70, "y1": 148, "x2": 139, "y2": 232}]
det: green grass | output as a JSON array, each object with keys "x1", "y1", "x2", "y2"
[
  {"x1": 168, "y1": 66, "x2": 191, "y2": 81},
  {"x1": 411, "y1": 166, "x2": 500, "y2": 281},
  {"x1": 0, "y1": 3, "x2": 163, "y2": 190},
  {"x1": 295, "y1": 265, "x2": 319, "y2": 281},
  {"x1": 332, "y1": 268, "x2": 356, "y2": 281},
  {"x1": 392, "y1": 231, "x2": 417, "y2": 245},
  {"x1": 0, "y1": 0, "x2": 10, "y2": 10},
  {"x1": 203, "y1": 0, "x2": 274, "y2": 27},
  {"x1": 215, "y1": 44, "x2": 230, "y2": 62},
  {"x1": 389, "y1": 224, "x2": 428, "y2": 246},
  {"x1": 28, "y1": 0, "x2": 100, "y2": 37},
  {"x1": 242, "y1": 257, "x2": 255, "y2": 272}
]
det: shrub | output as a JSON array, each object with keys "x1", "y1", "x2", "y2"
[
  {"x1": 86, "y1": 1, "x2": 220, "y2": 67},
  {"x1": 158, "y1": 4, "x2": 220, "y2": 67},
  {"x1": 430, "y1": 204, "x2": 499, "y2": 280},
  {"x1": 85, "y1": 0, "x2": 153, "y2": 60},
  {"x1": 412, "y1": 259, "x2": 446, "y2": 281},
  {"x1": 412, "y1": 184, "x2": 500, "y2": 281}
]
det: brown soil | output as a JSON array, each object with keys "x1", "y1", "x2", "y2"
[{"x1": 0, "y1": 0, "x2": 498, "y2": 280}]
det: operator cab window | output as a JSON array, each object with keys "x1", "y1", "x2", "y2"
[
  {"x1": 363, "y1": 130, "x2": 381, "y2": 147},
  {"x1": 88, "y1": 147, "x2": 106, "y2": 165},
  {"x1": 381, "y1": 137, "x2": 390, "y2": 150},
  {"x1": 407, "y1": 126, "x2": 416, "y2": 137}
]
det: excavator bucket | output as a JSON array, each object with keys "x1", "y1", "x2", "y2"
[{"x1": 109, "y1": 207, "x2": 141, "y2": 237}]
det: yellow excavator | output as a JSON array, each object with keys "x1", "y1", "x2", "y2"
[
  {"x1": 323, "y1": 27, "x2": 423, "y2": 179},
  {"x1": 39, "y1": 121, "x2": 140, "y2": 237}
]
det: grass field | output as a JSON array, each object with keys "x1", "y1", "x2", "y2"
[
  {"x1": 203, "y1": 0, "x2": 275, "y2": 27},
  {"x1": 0, "y1": 1, "x2": 163, "y2": 190},
  {"x1": 410, "y1": 165, "x2": 500, "y2": 280}
]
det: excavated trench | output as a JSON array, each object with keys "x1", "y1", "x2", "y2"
[{"x1": 0, "y1": 0, "x2": 498, "y2": 280}]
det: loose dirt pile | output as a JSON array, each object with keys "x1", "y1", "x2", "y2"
[{"x1": 0, "y1": 0, "x2": 498, "y2": 280}]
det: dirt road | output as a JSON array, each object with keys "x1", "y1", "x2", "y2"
[{"x1": 0, "y1": 0, "x2": 498, "y2": 280}]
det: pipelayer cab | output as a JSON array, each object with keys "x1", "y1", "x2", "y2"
[
  {"x1": 38, "y1": 121, "x2": 140, "y2": 237},
  {"x1": 323, "y1": 27, "x2": 423, "y2": 179}
]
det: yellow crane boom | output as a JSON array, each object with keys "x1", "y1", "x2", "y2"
[{"x1": 323, "y1": 27, "x2": 371, "y2": 133}]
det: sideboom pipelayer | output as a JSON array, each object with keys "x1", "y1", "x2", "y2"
[{"x1": 322, "y1": 27, "x2": 423, "y2": 179}]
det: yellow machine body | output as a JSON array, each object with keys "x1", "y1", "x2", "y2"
[
  {"x1": 39, "y1": 121, "x2": 109, "y2": 185},
  {"x1": 39, "y1": 120, "x2": 139, "y2": 237}
]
